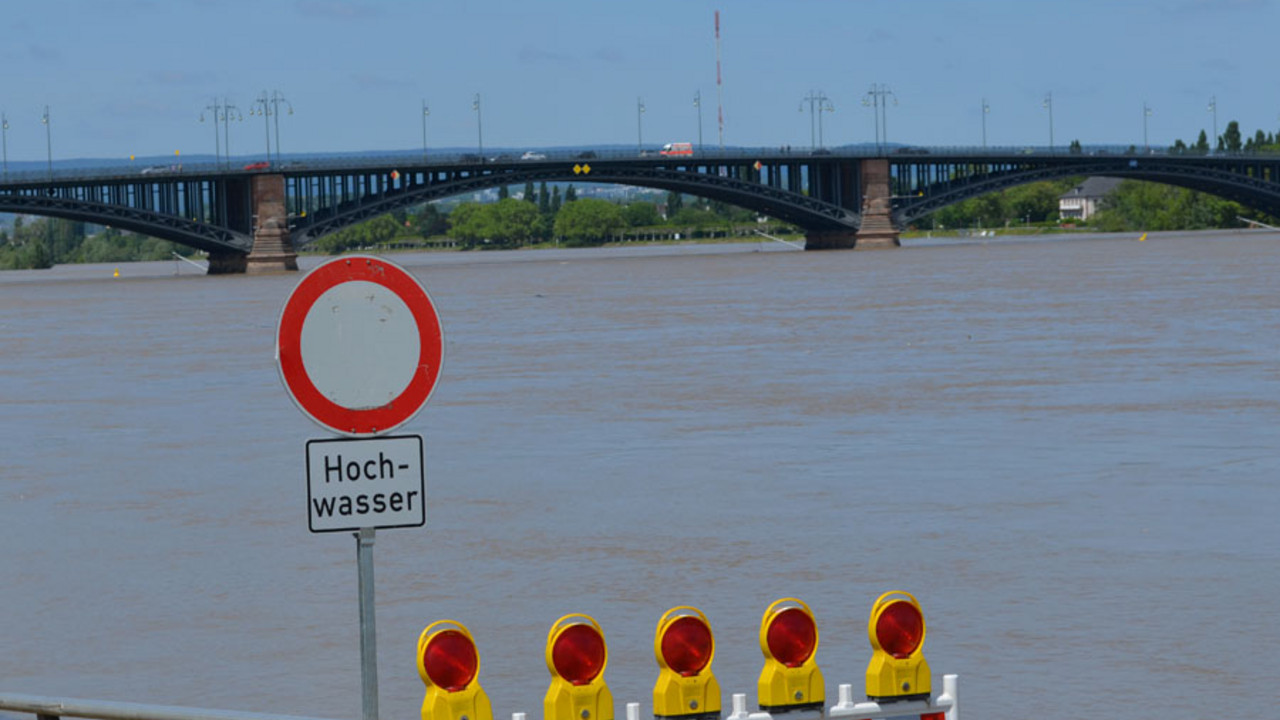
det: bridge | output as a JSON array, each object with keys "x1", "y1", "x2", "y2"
[{"x1": 2, "y1": 147, "x2": 1278, "y2": 273}]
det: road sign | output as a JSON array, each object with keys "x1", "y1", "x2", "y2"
[
  {"x1": 277, "y1": 255, "x2": 444, "y2": 436},
  {"x1": 306, "y1": 435, "x2": 425, "y2": 533}
]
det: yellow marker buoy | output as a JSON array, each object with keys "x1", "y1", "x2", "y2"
[
  {"x1": 113, "y1": 268, "x2": 120, "y2": 278},
  {"x1": 1138, "y1": 233, "x2": 1147, "y2": 242}
]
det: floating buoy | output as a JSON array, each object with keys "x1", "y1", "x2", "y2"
[
  {"x1": 1138, "y1": 233, "x2": 1147, "y2": 242},
  {"x1": 113, "y1": 268, "x2": 120, "y2": 278}
]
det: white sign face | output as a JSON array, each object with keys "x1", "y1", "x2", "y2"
[
  {"x1": 306, "y1": 435, "x2": 426, "y2": 533},
  {"x1": 299, "y1": 280, "x2": 422, "y2": 411}
]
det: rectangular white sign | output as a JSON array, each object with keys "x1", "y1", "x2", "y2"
[{"x1": 305, "y1": 435, "x2": 426, "y2": 533}]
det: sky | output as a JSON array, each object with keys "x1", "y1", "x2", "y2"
[{"x1": 1, "y1": 0, "x2": 1278, "y2": 163}]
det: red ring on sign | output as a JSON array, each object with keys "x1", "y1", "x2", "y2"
[{"x1": 277, "y1": 255, "x2": 443, "y2": 436}]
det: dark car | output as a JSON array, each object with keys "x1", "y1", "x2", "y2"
[
  {"x1": 489, "y1": 153, "x2": 513, "y2": 163},
  {"x1": 809, "y1": 148, "x2": 832, "y2": 156},
  {"x1": 576, "y1": 151, "x2": 598, "y2": 159}
]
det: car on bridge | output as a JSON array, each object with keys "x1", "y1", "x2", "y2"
[
  {"x1": 520, "y1": 151, "x2": 547, "y2": 161},
  {"x1": 243, "y1": 161, "x2": 271, "y2": 171}
]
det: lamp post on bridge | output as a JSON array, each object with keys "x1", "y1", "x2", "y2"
[
  {"x1": 637, "y1": 97, "x2": 646, "y2": 152},
  {"x1": 799, "y1": 90, "x2": 834, "y2": 150},
  {"x1": 862, "y1": 84, "x2": 896, "y2": 153},
  {"x1": 1207, "y1": 96, "x2": 1218, "y2": 152},
  {"x1": 201, "y1": 98, "x2": 240, "y2": 168},
  {"x1": 251, "y1": 90, "x2": 291, "y2": 165},
  {"x1": 981, "y1": 98, "x2": 990, "y2": 150},
  {"x1": 421, "y1": 100, "x2": 430, "y2": 163},
  {"x1": 41, "y1": 105, "x2": 52, "y2": 180},
  {"x1": 694, "y1": 90, "x2": 703, "y2": 153},
  {"x1": 1143, "y1": 102, "x2": 1152, "y2": 154},
  {"x1": 1042, "y1": 92, "x2": 1054, "y2": 153},
  {"x1": 1, "y1": 112, "x2": 9, "y2": 179},
  {"x1": 472, "y1": 93, "x2": 483, "y2": 160}
]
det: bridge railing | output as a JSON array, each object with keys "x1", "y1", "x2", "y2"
[{"x1": 5, "y1": 144, "x2": 1279, "y2": 188}]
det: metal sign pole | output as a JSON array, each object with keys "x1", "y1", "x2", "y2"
[{"x1": 356, "y1": 527, "x2": 379, "y2": 720}]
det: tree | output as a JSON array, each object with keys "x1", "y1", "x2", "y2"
[
  {"x1": 497, "y1": 185, "x2": 509, "y2": 200},
  {"x1": 666, "y1": 191, "x2": 684, "y2": 216},
  {"x1": 1223, "y1": 121, "x2": 1242, "y2": 153},
  {"x1": 551, "y1": 185, "x2": 562, "y2": 214},
  {"x1": 414, "y1": 204, "x2": 449, "y2": 237},
  {"x1": 539, "y1": 182, "x2": 551, "y2": 216},
  {"x1": 1194, "y1": 130, "x2": 1210, "y2": 155},
  {"x1": 553, "y1": 197, "x2": 625, "y2": 246},
  {"x1": 1069, "y1": 139, "x2": 1082, "y2": 155},
  {"x1": 490, "y1": 197, "x2": 540, "y2": 246},
  {"x1": 524, "y1": 181, "x2": 536, "y2": 204},
  {"x1": 622, "y1": 201, "x2": 660, "y2": 227},
  {"x1": 565, "y1": 184, "x2": 577, "y2": 202},
  {"x1": 447, "y1": 202, "x2": 496, "y2": 249}
]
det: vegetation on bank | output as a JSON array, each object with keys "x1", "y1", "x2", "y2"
[{"x1": 0, "y1": 216, "x2": 193, "y2": 270}]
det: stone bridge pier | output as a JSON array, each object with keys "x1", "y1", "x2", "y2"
[
  {"x1": 804, "y1": 158, "x2": 900, "y2": 250},
  {"x1": 208, "y1": 174, "x2": 298, "y2": 274}
]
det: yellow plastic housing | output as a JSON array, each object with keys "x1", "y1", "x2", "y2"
[
  {"x1": 544, "y1": 614, "x2": 614, "y2": 720},
  {"x1": 417, "y1": 621, "x2": 493, "y2": 720},
  {"x1": 652, "y1": 607, "x2": 722, "y2": 719},
  {"x1": 756, "y1": 599, "x2": 825, "y2": 711},
  {"x1": 864, "y1": 591, "x2": 932, "y2": 702}
]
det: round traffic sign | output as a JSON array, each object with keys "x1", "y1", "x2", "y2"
[{"x1": 276, "y1": 255, "x2": 443, "y2": 436}]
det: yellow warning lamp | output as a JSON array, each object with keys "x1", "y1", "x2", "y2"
[
  {"x1": 544, "y1": 614, "x2": 614, "y2": 720},
  {"x1": 865, "y1": 591, "x2": 931, "y2": 703},
  {"x1": 652, "y1": 606, "x2": 721, "y2": 720},
  {"x1": 417, "y1": 620, "x2": 493, "y2": 720},
  {"x1": 756, "y1": 598, "x2": 824, "y2": 713}
]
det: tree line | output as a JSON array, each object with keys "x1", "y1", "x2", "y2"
[{"x1": 311, "y1": 181, "x2": 765, "y2": 254}]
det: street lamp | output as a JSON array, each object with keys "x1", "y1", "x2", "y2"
[
  {"x1": 472, "y1": 93, "x2": 483, "y2": 159},
  {"x1": 1, "y1": 112, "x2": 9, "y2": 179},
  {"x1": 1042, "y1": 92, "x2": 1054, "y2": 153},
  {"x1": 251, "y1": 90, "x2": 291, "y2": 164},
  {"x1": 981, "y1": 98, "x2": 990, "y2": 150},
  {"x1": 1143, "y1": 102, "x2": 1153, "y2": 153},
  {"x1": 862, "y1": 84, "x2": 896, "y2": 152},
  {"x1": 200, "y1": 98, "x2": 239, "y2": 167},
  {"x1": 1207, "y1": 95, "x2": 1218, "y2": 151},
  {"x1": 694, "y1": 90, "x2": 703, "y2": 153},
  {"x1": 250, "y1": 93, "x2": 272, "y2": 163},
  {"x1": 421, "y1": 100, "x2": 430, "y2": 162},
  {"x1": 199, "y1": 103, "x2": 220, "y2": 167},
  {"x1": 41, "y1": 105, "x2": 52, "y2": 179},
  {"x1": 799, "y1": 90, "x2": 834, "y2": 150},
  {"x1": 637, "y1": 97, "x2": 646, "y2": 152}
]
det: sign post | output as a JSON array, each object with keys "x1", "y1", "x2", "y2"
[{"x1": 277, "y1": 255, "x2": 444, "y2": 720}]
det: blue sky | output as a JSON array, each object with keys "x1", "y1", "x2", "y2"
[{"x1": 1, "y1": 0, "x2": 1277, "y2": 161}]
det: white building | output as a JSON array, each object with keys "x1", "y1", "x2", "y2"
[{"x1": 1058, "y1": 177, "x2": 1123, "y2": 220}]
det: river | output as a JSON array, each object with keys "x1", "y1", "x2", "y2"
[{"x1": 2, "y1": 231, "x2": 1277, "y2": 720}]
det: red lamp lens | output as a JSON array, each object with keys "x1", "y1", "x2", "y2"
[
  {"x1": 766, "y1": 607, "x2": 816, "y2": 667},
  {"x1": 423, "y1": 630, "x2": 478, "y2": 691},
  {"x1": 661, "y1": 616, "x2": 713, "y2": 676},
  {"x1": 875, "y1": 601, "x2": 924, "y2": 658},
  {"x1": 552, "y1": 624, "x2": 606, "y2": 685}
]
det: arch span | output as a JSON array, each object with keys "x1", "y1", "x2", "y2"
[
  {"x1": 891, "y1": 156, "x2": 1280, "y2": 228},
  {"x1": 288, "y1": 162, "x2": 857, "y2": 246}
]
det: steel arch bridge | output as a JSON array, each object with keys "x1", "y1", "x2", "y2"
[{"x1": 2, "y1": 148, "x2": 1278, "y2": 271}]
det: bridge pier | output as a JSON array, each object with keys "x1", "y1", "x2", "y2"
[
  {"x1": 244, "y1": 174, "x2": 298, "y2": 274},
  {"x1": 854, "y1": 158, "x2": 900, "y2": 249}
]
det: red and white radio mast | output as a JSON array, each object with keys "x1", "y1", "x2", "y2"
[{"x1": 715, "y1": 10, "x2": 725, "y2": 150}]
